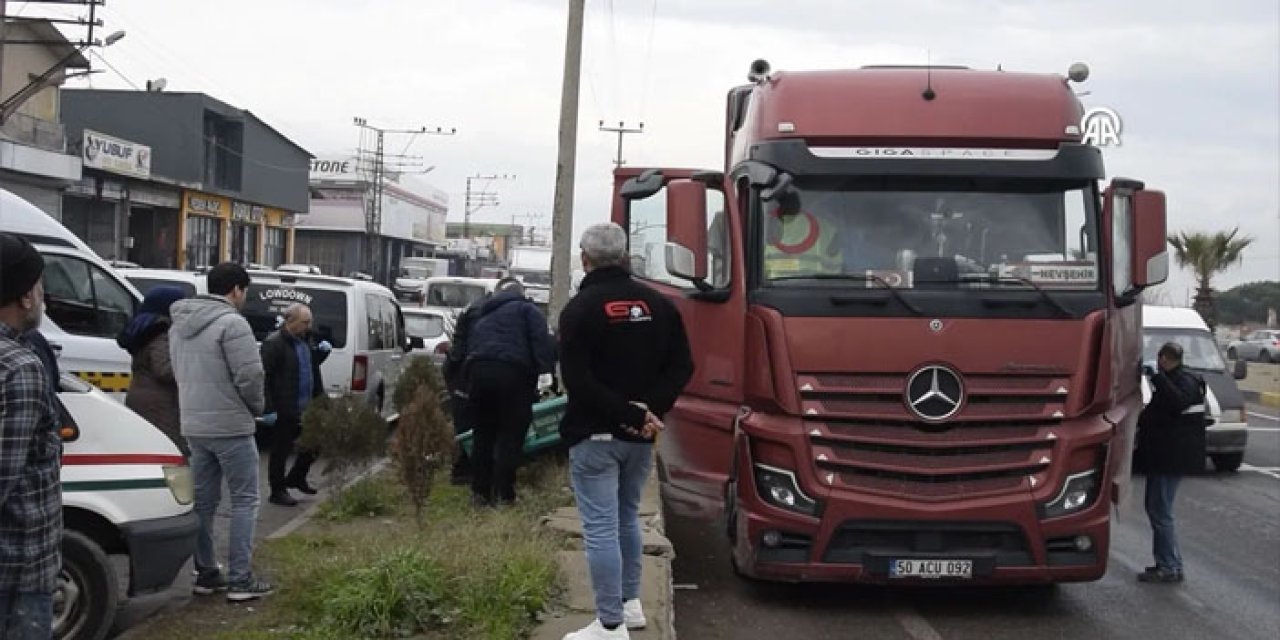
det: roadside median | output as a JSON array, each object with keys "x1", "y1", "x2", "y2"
[{"x1": 534, "y1": 463, "x2": 676, "y2": 639}]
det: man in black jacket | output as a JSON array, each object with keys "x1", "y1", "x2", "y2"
[
  {"x1": 260, "y1": 303, "x2": 331, "y2": 507},
  {"x1": 559, "y1": 223, "x2": 693, "y2": 639},
  {"x1": 442, "y1": 296, "x2": 487, "y2": 485},
  {"x1": 1136, "y1": 342, "x2": 1206, "y2": 584},
  {"x1": 465, "y1": 278, "x2": 556, "y2": 506}
]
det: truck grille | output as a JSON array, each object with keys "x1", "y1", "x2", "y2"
[{"x1": 797, "y1": 372, "x2": 1069, "y2": 500}]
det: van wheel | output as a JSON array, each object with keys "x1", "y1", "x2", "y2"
[
  {"x1": 1212, "y1": 453, "x2": 1244, "y2": 473},
  {"x1": 1227, "y1": 347, "x2": 1238, "y2": 361},
  {"x1": 55, "y1": 531, "x2": 118, "y2": 640}
]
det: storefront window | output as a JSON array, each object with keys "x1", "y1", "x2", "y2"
[
  {"x1": 230, "y1": 222, "x2": 260, "y2": 265},
  {"x1": 185, "y1": 215, "x2": 222, "y2": 270},
  {"x1": 264, "y1": 227, "x2": 288, "y2": 269}
]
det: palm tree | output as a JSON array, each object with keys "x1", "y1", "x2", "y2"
[{"x1": 1167, "y1": 228, "x2": 1254, "y2": 331}]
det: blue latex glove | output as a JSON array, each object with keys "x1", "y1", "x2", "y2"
[
  {"x1": 317, "y1": 340, "x2": 332, "y2": 353},
  {"x1": 261, "y1": 413, "x2": 278, "y2": 426}
]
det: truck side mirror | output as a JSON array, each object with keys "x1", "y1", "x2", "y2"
[
  {"x1": 1232, "y1": 358, "x2": 1248, "y2": 380},
  {"x1": 665, "y1": 179, "x2": 709, "y2": 286},
  {"x1": 1131, "y1": 189, "x2": 1168, "y2": 289}
]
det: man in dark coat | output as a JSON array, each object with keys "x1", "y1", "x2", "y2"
[
  {"x1": 464, "y1": 278, "x2": 557, "y2": 506},
  {"x1": 441, "y1": 295, "x2": 487, "y2": 485},
  {"x1": 558, "y1": 223, "x2": 694, "y2": 638},
  {"x1": 260, "y1": 303, "x2": 331, "y2": 506},
  {"x1": 1136, "y1": 342, "x2": 1206, "y2": 584}
]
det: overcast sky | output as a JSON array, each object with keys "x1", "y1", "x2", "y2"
[{"x1": 38, "y1": 0, "x2": 1280, "y2": 298}]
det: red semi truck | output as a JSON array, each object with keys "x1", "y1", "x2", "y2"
[{"x1": 612, "y1": 60, "x2": 1169, "y2": 585}]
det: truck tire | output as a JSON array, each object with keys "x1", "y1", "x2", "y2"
[
  {"x1": 1212, "y1": 453, "x2": 1244, "y2": 473},
  {"x1": 55, "y1": 530, "x2": 119, "y2": 640}
]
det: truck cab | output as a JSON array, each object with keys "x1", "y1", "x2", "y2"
[{"x1": 615, "y1": 61, "x2": 1169, "y2": 585}]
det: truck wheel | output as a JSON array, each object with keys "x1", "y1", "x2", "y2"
[
  {"x1": 1212, "y1": 453, "x2": 1244, "y2": 473},
  {"x1": 1226, "y1": 347, "x2": 1237, "y2": 361},
  {"x1": 54, "y1": 531, "x2": 118, "y2": 640}
]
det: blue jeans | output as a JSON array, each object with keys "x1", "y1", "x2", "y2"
[
  {"x1": 0, "y1": 591, "x2": 53, "y2": 639},
  {"x1": 569, "y1": 438, "x2": 653, "y2": 627},
  {"x1": 1145, "y1": 474, "x2": 1183, "y2": 573},
  {"x1": 187, "y1": 435, "x2": 261, "y2": 585}
]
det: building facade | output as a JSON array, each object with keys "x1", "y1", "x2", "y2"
[
  {"x1": 294, "y1": 155, "x2": 449, "y2": 281},
  {"x1": 60, "y1": 90, "x2": 311, "y2": 268},
  {"x1": 0, "y1": 19, "x2": 86, "y2": 218}
]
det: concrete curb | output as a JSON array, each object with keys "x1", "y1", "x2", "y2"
[
  {"x1": 535, "y1": 464, "x2": 676, "y2": 639},
  {"x1": 267, "y1": 458, "x2": 390, "y2": 541}
]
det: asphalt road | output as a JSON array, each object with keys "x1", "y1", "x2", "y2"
[{"x1": 670, "y1": 404, "x2": 1280, "y2": 640}]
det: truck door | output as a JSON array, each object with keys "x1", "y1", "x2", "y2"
[{"x1": 613, "y1": 168, "x2": 745, "y2": 519}]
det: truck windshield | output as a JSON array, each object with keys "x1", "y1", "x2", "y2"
[
  {"x1": 759, "y1": 179, "x2": 1099, "y2": 291},
  {"x1": 401, "y1": 267, "x2": 429, "y2": 279}
]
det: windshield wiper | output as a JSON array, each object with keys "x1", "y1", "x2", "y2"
[
  {"x1": 978, "y1": 276, "x2": 1073, "y2": 318},
  {"x1": 771, "y1": 273, "x2": 924, "y2": 316}
]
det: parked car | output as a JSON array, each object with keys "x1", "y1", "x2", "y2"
[
  {"x1": 402, "y1": 307, "x2": 452, "y2": 365},
  {"x1": 119, "y1": 268, "x2": 204, "y2": 298},
  {"x1": 1227, "y1": 329, "x2": 1280, "y2": 363},
  {"x1": 239, "y1": 270, "x2": 418, "y2": 420},
  {"x1": 276, "y1": 263, "x2": 323, "y2": 275},
  {"x1": 1142, "y1": 305, "x2": 1250, "y2": 472}
]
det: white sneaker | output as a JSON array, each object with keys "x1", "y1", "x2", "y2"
[
  {"x1": 623, "y1": 599, "x2": 647, "y2": 630},
  {"x1": 563, "y1": 618, "x2": 630, "y2": 640}
]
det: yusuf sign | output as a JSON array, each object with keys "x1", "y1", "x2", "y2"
[{"x1": 82, "y1": 129, "x2": 151, "y2": 179}]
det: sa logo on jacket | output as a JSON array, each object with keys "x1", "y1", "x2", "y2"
[{"x1": 604, "y1": 300, "x2": 653, "y2": 324}]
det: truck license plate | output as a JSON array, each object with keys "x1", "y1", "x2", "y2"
[{"x1": 890, "y1": 559, "x2": 973, "y2": 579}]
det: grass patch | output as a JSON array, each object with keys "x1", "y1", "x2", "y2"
[
  {"x1": 121, "y1": 454, "x2": 574, "y2": 640},
  {"x1": 315, "y1": 473, "x2": 402, "y2": 522}
]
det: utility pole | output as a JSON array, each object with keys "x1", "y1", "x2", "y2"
[
  {"x1": 354, "y1": 117, "x2": 455, "y2": 283},
  {"x1": 463, "y1": 173, "x2": 514, "y2": 238},
  {"x1": 549, "y1": 0, "x2": 585, "y2": 324},
  {"x1": 513, "y1": 212, "x2": 544, "y2": 245},
  {"x1": 599, "y1": 120, "x2": 644, "y2": 168}
]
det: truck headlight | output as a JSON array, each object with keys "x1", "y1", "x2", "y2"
[
  {"x1": 163, "y1": 465, "x2": 194, "y2": 505},
  {"x1": 753, "y1": 464, "x2": 819, "y2": 517},
  {"x1": 1040, "y1": 469, "x2": 1099, "y2": 519}
]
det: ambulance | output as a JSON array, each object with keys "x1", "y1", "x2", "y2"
[{"x1": 2, "y1": 188, "x2": 196, "y2": 640}]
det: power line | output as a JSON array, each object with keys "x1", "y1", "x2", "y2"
[
  {"x1": 354, "y1": 117, "x2": 456, "y2": 282},
  {"x1": 599, "y1": 120, "x2": 644, "y2": 168}
]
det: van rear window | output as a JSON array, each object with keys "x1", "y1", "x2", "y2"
[{"x1": 243, "y1": 285, "x2": 349, "y2": 348}]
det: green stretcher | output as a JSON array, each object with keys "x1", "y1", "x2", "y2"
[{"x1": 455, "y1": 395, "x2": 568, "y2": 457}]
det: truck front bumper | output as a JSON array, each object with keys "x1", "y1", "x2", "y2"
[{"x1": 121, "y1": 510, "x2": 198, "y2": 596}]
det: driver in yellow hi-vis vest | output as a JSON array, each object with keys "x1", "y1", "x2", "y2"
[{"x1": 764, "y1": 211, "x2": 843, "y2": 279}]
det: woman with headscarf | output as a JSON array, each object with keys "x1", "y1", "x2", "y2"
[{"x1": 116, "y1": 286, "x2": 188, "y2": 454}]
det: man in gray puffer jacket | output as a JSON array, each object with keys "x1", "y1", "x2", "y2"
[{"x1": 169, "y1": 263, "x2": 273, "y2": 602}]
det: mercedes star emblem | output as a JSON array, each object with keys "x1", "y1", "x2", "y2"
[
  {"x1": 906, "y1": 365, "x2": 964, "y2": 421},
  {"x1": 929, "y1": 319, "x2": 944, "y2": 333}
]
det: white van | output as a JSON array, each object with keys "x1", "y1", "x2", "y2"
[
  {"x1": 2, "y1": 189, "x2": 195, "y2": 639},
  {"x1": 57, "y1": 375, "x2": 195, "y2": 640},
  {"x1": 239, "y1": 270, "x2": 418, "y2": 420},
  {"x1": 421, "y1": 276, "x2": 499, "y2": 317},
  {"x1": 0, "y1": 189, "x2": 140, "y2": 399},
  {"x1": 1141, "y1": 305, "x2": 1250, "y2": 472}
]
